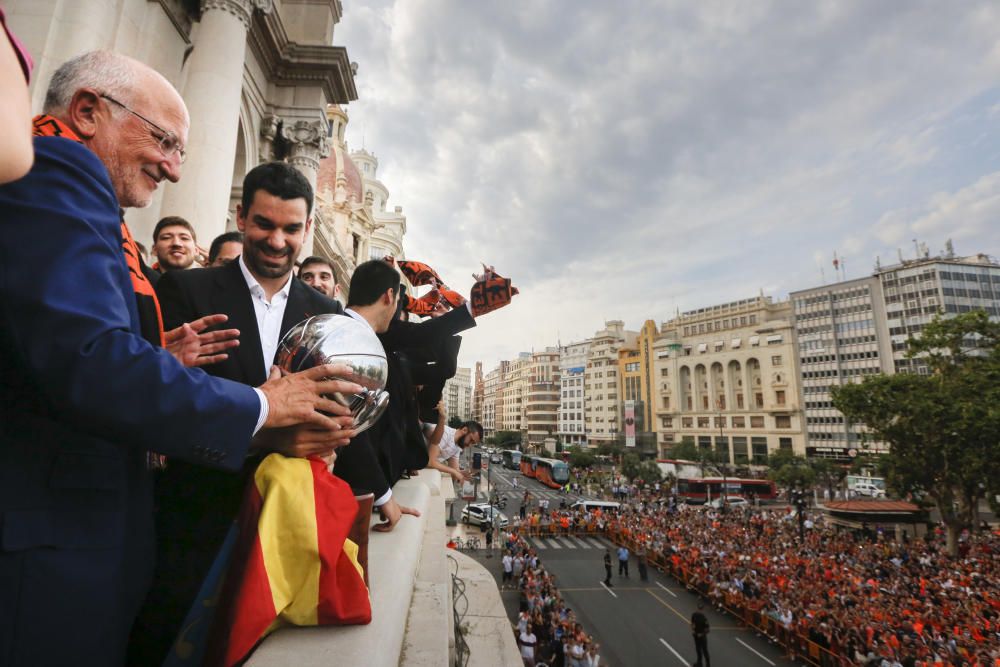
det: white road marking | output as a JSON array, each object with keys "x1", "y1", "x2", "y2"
[
  {"x1": 659, "y1": 638, "x2": 689, "y2": 666},
  {"x1": 568, "y1": 536, "x2": 592, "y2": 548},
  {"x1": 656, "y1": 581, "x2": 678, "y2": 598},
  {"x1": 586, "y1": 537, "x2": 608, "y2": 549},
  {"x1": 525, "y1": 537, "x2": 543, "y2": 550},
  {"x1": 600, "y1": 581, "x2": 618, "y2": 598},
  {"x1": 545, "y1": 538, "x2": 562, "y2": 549},
  {"x1": 736, "y1": 637, "x2": 777, "y2": 665}
]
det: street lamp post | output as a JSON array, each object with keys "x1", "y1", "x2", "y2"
[{"x1": 716, "y1": 399, "x2": 729, "y2": 510}]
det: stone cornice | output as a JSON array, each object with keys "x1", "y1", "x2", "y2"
[
  {"x1": 200, "y1": 0, "x2": 273, "y2": 29},
  {"x1": 248, "y1": 8, "x2": 357, "y2": 104}
]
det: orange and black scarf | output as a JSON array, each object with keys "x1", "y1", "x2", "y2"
[{"x1": 32, "y1": 115, "x2": 166, "y2": 347}]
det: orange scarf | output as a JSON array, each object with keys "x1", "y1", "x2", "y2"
[{"x1": 32, "y1": 115, "x2": 165, "y2": 346}]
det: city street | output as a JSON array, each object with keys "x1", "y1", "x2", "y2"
[{"x1": 460, "y1": 451, "x2": 802, "y2": 667}]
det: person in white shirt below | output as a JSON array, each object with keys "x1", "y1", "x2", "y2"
[
  {"x1": 519, "y1": 622, "x2": 537, "y2": 667},
  {"x1": 423, "y1": 402, "x2": 483, "y2": 483}
]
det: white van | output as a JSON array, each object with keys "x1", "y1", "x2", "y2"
[
  {"x1": 569, "y1": 500, "x2": 621, "y2": 513},
  {"x1": 853, "y1": 482, "x2": 886, "y2": 498}
]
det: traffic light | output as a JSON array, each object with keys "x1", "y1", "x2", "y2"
[{"x1": 473, "y1": 452, "x2": 482, "y2": 471}]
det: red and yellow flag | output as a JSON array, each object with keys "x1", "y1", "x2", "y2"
[{"x1": 206, "y1": 454, "x2": 371, "y2": 666}]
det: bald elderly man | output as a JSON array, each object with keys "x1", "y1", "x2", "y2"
[{"x1": 0, "y1": 51, "x2": 358, "y2": 666}]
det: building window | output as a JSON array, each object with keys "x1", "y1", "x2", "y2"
[
  {"x1": 682, "y1": 417, "x2": 693, "y2": 428},
  {"x1": 775, "y1": 415, "x2": 791, "y2": 428},
  {"x1": 750, "y1": 416, "x2": 765, "y2": 428},
  {"x1": 736, "y1": 393, "x2": 744, "y2": 409},
  {"x1": 698, "y1": 436, "x2": 712, "y2": 451},
  {"x1": 697, "y1": 416, "x2": 710, "y2": 428},
  {"x1": 733, "y1": 437, "x2": 749, "y2": 464},
  {"x1": 751, "y1": 437, "x2": 768, "y2": 463},
  {"x1": 775, "y1": 390, "x2": 786, "y2": 406},
  {"x1": 771, "y1": 355, "x2": 782, "y2": 366},
  {"x1": 779, "y1": 437, "x2": 793, "y2": 451},
  {"x1": 661, "y1": 368, "x2": 669, "y2": 377},
  {"x1": 732, "y1": 416, "x2": 745, "y2": 428},
  {"x1": 755, "y1": 393, "x2": 764, "y2": 408},
  {"x1": 661, "y1": 417, "x2": 672, "y2": 428}
]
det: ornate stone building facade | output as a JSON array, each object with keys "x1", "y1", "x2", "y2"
[
  {"x1": 313, "y1": 105, "x2": 406, "y2": 291},
  {"x1": 653, "y1": 296, "x2": 806, "y2": 462},
  {"x1": 8, "y1": 0, "x2": 394, "y2": 268}
]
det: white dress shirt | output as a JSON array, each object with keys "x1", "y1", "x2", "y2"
[{"x1": 239, "y1": 254, "x2": 293, "y2": 378}]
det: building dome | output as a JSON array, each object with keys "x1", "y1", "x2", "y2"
[{"x1": 316, "y1": 105, "x2": 364, "y2": 204}]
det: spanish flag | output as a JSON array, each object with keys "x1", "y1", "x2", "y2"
[{"x1": 203, "y1": 454, "x2": 372, "y2": 666}]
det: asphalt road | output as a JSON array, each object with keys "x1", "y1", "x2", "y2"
[{"x1": 462, "y1": 450, "x2": 804, "y2": 667}]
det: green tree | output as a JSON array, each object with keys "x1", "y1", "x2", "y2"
[
  {"x1": 809, "y1": 457, "x2": 845, "y2": 501},
  {"x1": 767, "y1": 450, "x2": 816, "y2": 492},
  {"x1": 493, "y1": 430, "x2": 522, "y2": 448},
  {"x1": 447, "y1": 416, "x2": 463, "y2": 428},
  {"x1": 621, "y1": 453, "x2": 663, "y2": 486},
  {"x1": 566, "y1": 446, "x2": 597, "y2": 468},
  {"x1": 621, "y1": 452, "x2": 641, "y2": 481},
  {"x1": 832, "y1": 310, "x2": 1000, "y2": 556},
  {"x1": 597, "y1": 441, "x2": 624, "y2": 461},
  {"x1": 668, "y1": 439, "x2": 699, "y2": 461}
]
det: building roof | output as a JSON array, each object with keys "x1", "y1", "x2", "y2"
[{"x1": 824, "y1": 500, "x2": 921, "y2": 514}]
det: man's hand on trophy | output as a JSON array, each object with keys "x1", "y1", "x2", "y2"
[
  {"x1": 259, "y1": 362, "x2": 360, "y2": 430},
  {"x1": 253, "y1": 419, "x2": 356, "y2": 458}
]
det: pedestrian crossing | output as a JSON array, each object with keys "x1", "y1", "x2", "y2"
[{"x1": 523, "y1": 535, "x2": 610, "y2": 550}]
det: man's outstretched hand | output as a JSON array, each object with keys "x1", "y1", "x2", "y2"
[
  {"x1": 373, "y1": 497, "x2": 421, "y2": 532},
  {"x1": 165, "y1": 313, "x2": 240, "y2": 367}
]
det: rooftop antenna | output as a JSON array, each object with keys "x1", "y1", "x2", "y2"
[
  {"x1": 897, "y1": 248, "x2": 905, "y2": 264},
  {"x1": 875, "y1": 255, "x2": 881, "y2": 272},
  {"x1": 945, "y1": 238, "x2": 955, "y2": 258},
  {"x1": 820, "y1": 265, "x2": 827, "y2": 284},
  {"x1": 912, "y1": 239, "x2": 920, "y2": 260}
]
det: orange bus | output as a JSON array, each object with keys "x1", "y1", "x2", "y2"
[
  {"x1": 520, "y1": 455, "x2": 537, "y2": 478},
  {"x1": 534, "y1": 458, "x2": 570, "y2": 489}
]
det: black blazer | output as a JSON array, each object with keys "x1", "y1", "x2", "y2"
[
  {"x1": 156, "y1": 259, "x2": 343, "y2": 385},
  {"x1": 370, "y1": 306, "x2": 476, "y2": 487}
]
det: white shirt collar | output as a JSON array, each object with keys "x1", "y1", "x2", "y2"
[
  {"x1": 344, "y1": 307, "x2": 375, "y2": 333},
  {"x1": 238, "y1": 254, "x2": 292, "y2": 303}
]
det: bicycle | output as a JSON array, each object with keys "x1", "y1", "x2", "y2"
[{"x1": 464, "y1": 536, "x2": 481, "y2": 550}]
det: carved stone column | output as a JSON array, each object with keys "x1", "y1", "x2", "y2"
[
  {"x1": 161, "y1": 0, "x2": 272, "y2": 245},
  {"x1": 280, "y1": 118, "x2": 329, "y2": 255}
]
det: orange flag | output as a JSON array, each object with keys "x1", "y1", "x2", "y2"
[{"x1": 206, "y1": 454, "x2": 371, "y2": 666}]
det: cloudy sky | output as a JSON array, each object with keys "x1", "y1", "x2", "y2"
[{"x1": 335, "y1": 1, "x2": 1000, "y2": 372}]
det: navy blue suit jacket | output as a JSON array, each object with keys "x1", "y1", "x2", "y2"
[{"x1": 0, "y1": 136, "x2": 260, "y2": 666}]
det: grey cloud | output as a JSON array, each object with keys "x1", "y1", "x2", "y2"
[{"x1": 336, "y1": 0, "x2": 1000, "y2": 369}]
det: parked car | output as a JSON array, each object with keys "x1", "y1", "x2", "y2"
[
  {"x1": 490, "y1": 453, "x2": 502, "y2": 464},
  {"x1": 461, "y1": 503, "x2": 509, "y2": 529},
  {"x1": 853, "y1": 482, "x2": 886, "y2": 498},
  {"x1": 706, "y1": 496, "x2": 749, "y2": 510}
]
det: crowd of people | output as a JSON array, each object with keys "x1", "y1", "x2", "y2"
[
  {"x1": 610, "y1": 500, "x2": 998, "y2": 667},
  {"x1": 0, "y1": 40, "x2": 518, "y2": 666},
  {"x1": 510, "y1": 490, "x2": 999, "y2": 667},
  {"x1": 500, "y1": 530, "x2": 603, "y2": 667}
]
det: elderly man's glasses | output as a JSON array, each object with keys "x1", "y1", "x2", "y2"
[{"x1": 101, "y1": 94, "x2": 187, "y2": 164}]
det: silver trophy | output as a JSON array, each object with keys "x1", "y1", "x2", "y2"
[{"x1": 275, "y1": 315, "x2": 390, "y2": 435}]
